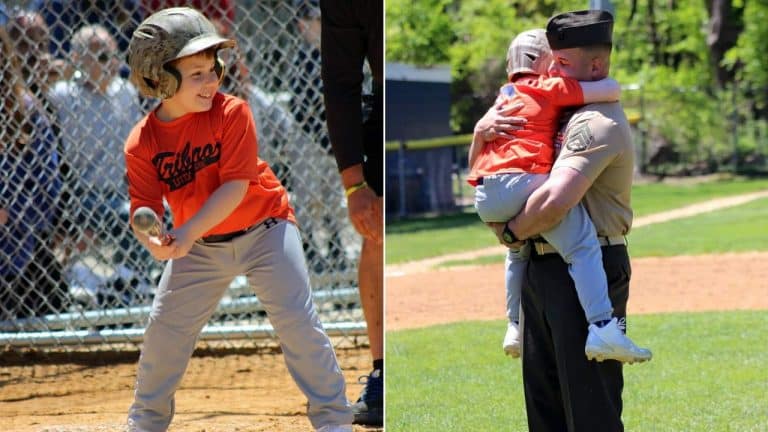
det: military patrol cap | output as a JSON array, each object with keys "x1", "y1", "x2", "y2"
[
  {"x1": 128, "y1": 7, "x2": 236, "y2": 99},
  {"x1": 546, "y1": 10, "x2": 614, "y2": 50}
]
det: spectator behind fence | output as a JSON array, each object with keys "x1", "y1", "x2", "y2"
[
  {"x1": 291, "y1": 0, "x2": 325, "y2": 151},
  {"x1": 141, "y1": 1, "x2": 235, "y2": 33},
  {"x1": 0, "y1": 27, "x2": 64, "y2": 321},
  {"x1": 289, "y1": 0, "x2": 349, "y2": 275},
  {"x1": 47, "y1": 24, "x2": 146, "y2": 304},
  {"x1": 7, "y1": 11, "x2": 72, "y2": 98},
  {"x1": 7, "y1": 11, "x2": 74, "y2": 255},
  {"x1": 32, "y1": 0, "x2": 144, "y2": 79}
]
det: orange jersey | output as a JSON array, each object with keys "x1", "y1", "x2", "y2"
[
  {"x1": 124, "y1": 92, "x2": 295, "y2": 236},
  {"x1": 468, "y1": 75, "x2": 584, "y2": 185}
]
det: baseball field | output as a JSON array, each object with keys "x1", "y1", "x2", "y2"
[{"x1": 385, "y1": 176, "x2": 768, "y2": 431}]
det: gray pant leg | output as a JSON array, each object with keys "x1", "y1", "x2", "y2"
[
  {"x1": 474, "y1": 173, "x2": 548, "y2": 323},
  {"x1": 128, "y1": 244, "x2": 237, "y2": 431},
  {"x1": 239, "y1": 221, "x2": 352, "y2": 429},
  {"x1": 504, "y1": 243, "x2": 530, "y2": 322},
  {"x1": 540, "y1": 204, "x2": 613, "y2": 323}
]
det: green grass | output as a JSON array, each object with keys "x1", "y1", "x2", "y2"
[
  {"x1": 439, "y1": 197, "x2": 768, "y2": 267},
  {"x1": 626, "y1": 198, "x2": 768, "y2": 257},
  {"x1": 386, "y1": 178, "x2": 768, "y2": 264},
  {"x1": 385, "y1": 211, "x2": 497, "y2": 263},
  {"x1": 631, "y1": 177, "x2": 768, "y2": 217},
  {"x1": 386, "y1": 311, "x2": 768, "y2": 431}
]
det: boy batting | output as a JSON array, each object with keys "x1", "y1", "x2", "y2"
[{"x1": 123, "y1": 8, "x2": 352, "y2": 432}]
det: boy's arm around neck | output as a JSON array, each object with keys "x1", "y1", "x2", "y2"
[{"x1": 579, "y1": 78, "x2": 621, "y2": 104}]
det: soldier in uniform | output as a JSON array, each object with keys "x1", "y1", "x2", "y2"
[{"x1": 479, "y1": 10, "x2": 636, "y2": 431}]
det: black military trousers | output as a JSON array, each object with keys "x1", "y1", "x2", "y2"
[{"x1": 521, "y1": 245, "x2": 630, "y2": 432}]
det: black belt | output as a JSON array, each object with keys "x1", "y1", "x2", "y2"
[
  {"x1": 200, "y1": 218, "x2": 278, "y2": 243},
  {"x1": 476, "y1": 177, "x2": 484, "y2": 185}
]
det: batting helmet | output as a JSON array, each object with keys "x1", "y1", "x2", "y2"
[
  {"x1": 506, "y1": 29, "x2": 553, "y2": 79},
  {"x1": 127, "y1": 7, "x2": 236, "y2": 99}
]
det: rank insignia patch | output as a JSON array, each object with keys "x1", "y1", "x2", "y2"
[{"x1": 565, "y1": 122, "x2": 593, "y2": 152}]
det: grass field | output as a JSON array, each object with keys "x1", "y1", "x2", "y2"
[
  {"x1": 386, "y1": 177, "x2": 768, "y2": 264},
  {"x1": 386, "y1": 311, "x2": 768, "y2": 432},
  {"x1": 439, "y1": 197, "x2": 768, "y2": 267}
]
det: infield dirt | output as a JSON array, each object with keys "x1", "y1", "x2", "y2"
[
  {"x1": 1, "y1": 346, "x2": 381, "y2": 432},
  {"x1": 386, "y1": 252, "x2": 768, "y2": 331}
]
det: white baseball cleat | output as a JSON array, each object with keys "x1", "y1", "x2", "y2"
[
  {"x1": 585, "y1": 317, "x2": 652, "y2": 364},
  {"x1": 316, "y1": 425, "x2": 353, "y2": 432},
  {"x1": 503, "y1": 321, "x2": 521, "y2": 358}
]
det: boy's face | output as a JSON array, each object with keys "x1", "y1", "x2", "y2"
[{"x1": 166, "y1": 52, "x2": 221, "y2": 113}]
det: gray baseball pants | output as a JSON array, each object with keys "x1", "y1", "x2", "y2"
[
  {"x1": 127, "y1": 219, "x2": 352, "y2": 431},
  {"x1": 474, "y1": 173, "x2": 613, "y2": 324}
]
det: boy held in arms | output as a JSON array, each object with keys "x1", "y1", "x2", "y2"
[
  {"x1": 468, "y1": 29, "x2": 651, "y2": 364},
  {"x1": 123, "y1": 8, "x2": 352, "y2": 432}
]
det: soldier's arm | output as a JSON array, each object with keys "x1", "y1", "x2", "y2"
[{"x1": 505, "y1": 166, "x2": 591, "y2": 240}]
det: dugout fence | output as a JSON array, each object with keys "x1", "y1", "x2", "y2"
[{"x1": 0, "y1": 1, "x2": 367, "y2": 351}]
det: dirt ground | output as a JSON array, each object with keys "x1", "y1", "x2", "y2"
[
  {"x1": 386, "y1": 252, "x2": 768, "y2": 331},
  {"x1": 1, "y1": 345, "x2": 381, "y2": 432}
]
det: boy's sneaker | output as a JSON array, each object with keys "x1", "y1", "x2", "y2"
[
  {"x1": 503, "y1": 321, "x2": 521, "y2": 358},
  {"x1": 352, "y1": 368, "x2": 383, "y2": 426},
  {"x1": 585, "y1": 317, "x2": 652, "y2": 364},
  {"x1": 316, "y1": 425, "x2": 353, "y2": 432}
]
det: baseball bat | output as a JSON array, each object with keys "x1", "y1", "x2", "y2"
[
  {"x1": 132, "y1": 206, "x2": 174, "y2": 244},
  {"x1": 132, "y1": 206, "x2": 163, "y2": 236}
]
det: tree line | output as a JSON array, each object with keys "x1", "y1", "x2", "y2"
[{"x1": 386, "y1": 0, "x2": 768, "y2": 175}]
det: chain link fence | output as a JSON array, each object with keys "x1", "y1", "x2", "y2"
[{"x1": 1, "y1": 0, "x2": 366, "y2": 352}]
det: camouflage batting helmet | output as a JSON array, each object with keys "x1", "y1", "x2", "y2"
[
  {"x1": 506, "y1": 29, "x2": 553, "y2": 79},
  {"x1": 127, "y1": 7, "x2": 236, "y2": 99}
]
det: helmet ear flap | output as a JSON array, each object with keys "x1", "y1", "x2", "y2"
[
  {"x1": 161, "y1": 63, "x2": 182, "y2": 98},
  {"x1": 140, "y1": 52, "x2": 226, "y2": 99}
]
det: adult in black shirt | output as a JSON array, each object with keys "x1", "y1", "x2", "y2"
[{"x1": 320, "y1": 0, "x2": 383, "y2": 427}]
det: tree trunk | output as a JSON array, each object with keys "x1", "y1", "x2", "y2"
[{"x1": 706, "y1": 0, "x2": 743, "y2": 88}]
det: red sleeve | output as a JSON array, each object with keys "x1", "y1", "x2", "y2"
[
  {"x1": 124, "y1": 122, "x2": 165, "y2": 222},
  {"x1": 217, "y1": 98, "x2": 261, "y2": 183},
  {"x1": 543, "y1": 76, "x2": 584, "y2": 108}
]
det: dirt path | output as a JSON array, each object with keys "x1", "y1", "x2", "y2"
[
  {"x1": 386, "y1": 191, "x2": 768, "y2": 330},
  {"x1": 386, "y1": 252, "x2": 768, "y2": 330}
]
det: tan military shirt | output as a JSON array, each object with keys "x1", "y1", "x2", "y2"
[{"x1": 552, "y1": 102, "x2": 634, "y2": 237}]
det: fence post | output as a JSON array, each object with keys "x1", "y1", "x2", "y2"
[
  {"x1": 454, "y1": 145, "x2": 463, "y2": 205},
  {"x1": 398, "y1": 139, "x2": 407, "y2": 218},
  {"x1": 639, "y1": 84, "x2": 648, "y2": 174},
  {"x1": 731, "y1": 84, "x2": 739, "y2": 173}
]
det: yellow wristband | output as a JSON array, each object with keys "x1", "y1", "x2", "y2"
[{"x1": 345, "y1": 181, "x2": 368, "y2": 197}]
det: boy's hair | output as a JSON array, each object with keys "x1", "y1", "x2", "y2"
[
  {"x1": 127, "y1": 7, "x2": 235, "y2": 99},
  {"x1": 506, "y1": 29, "x2": 553, "y2": 80}
]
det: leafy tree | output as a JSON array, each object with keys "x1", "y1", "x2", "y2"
[
  {"x1": 386, "y1": 0, "x2": 766, "y2": 173},
  {"x1": 385, "y1": 0, "x2": 454, "y2": 65}
]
